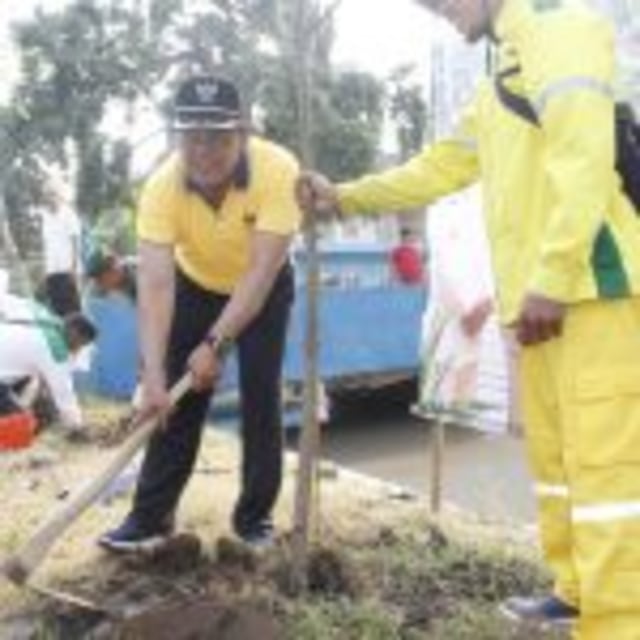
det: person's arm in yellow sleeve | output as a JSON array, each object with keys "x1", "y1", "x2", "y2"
[
  {"x1": 338, "y1": 132, "x2": 480, "y2": 215},
  {"x1": 296, "y1": 93, "x2": 481, "y2": 218},
  {"x1": 522, "y1": 10, "x2": 616, "y2": 302},
  {"x1": 338, "y1": 93, "x2": 481, "y2": 215}
]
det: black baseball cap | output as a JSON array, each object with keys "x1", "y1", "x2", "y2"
[{"x1": 172, "y1": 75, "x2": 243, "y2": 131}]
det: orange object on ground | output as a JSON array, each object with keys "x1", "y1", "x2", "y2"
[{"x1": 0, "y1": 412, "x2": 37, "y2": 450}]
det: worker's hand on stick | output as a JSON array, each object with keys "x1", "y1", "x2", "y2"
[
  {"x1": 136, "y1": 369, "x2": 172, "y2": 426},
  {"x1": 295, "y1": 172, "x2": 342, "y2": 223},
  {"x1": 187, "y1": 342, "x2": 225, "y2": 392},
  {"x1": 516, "y1": 292, "x2": 566, "y2": 346}
]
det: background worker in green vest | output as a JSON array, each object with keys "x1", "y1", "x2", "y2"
[
  {"x1": 297, "y1": 0, "x2": 640, "y2": 637},
  {"x1": 99, "y1": 75, "x2": 301, "y2": 553},
  {"x1": 0, "y1": 293, "x2": 96, "y2": 435}
]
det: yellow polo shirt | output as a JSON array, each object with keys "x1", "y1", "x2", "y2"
[{"x1": 137, "y1": 136, "x2": 301, "y2": 293}]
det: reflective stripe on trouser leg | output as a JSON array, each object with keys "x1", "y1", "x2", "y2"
[
  {"x1": 561, "y1": 298, "x2": 640, "y2": 640},
  {"x1": 518, "y1": 344, "x2": 579, "y2": 606}
]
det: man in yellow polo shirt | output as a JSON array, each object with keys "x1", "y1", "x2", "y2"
[
  {"x1": 100, "y1": 75, "x2": 300, "y2": 551},
  {"x1": 298, "y1": 0, "x2": 640, "y2": 637}
]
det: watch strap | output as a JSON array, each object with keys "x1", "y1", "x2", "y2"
[{"x1": 204, "y1": 333, "x2": 234, "y2": 360}]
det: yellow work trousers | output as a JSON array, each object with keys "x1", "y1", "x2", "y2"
[{"x1": 519, "y1": 297, "x2": 640, "y2": 640}]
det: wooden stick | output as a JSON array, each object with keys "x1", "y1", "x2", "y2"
[
  {"x1": 429, "y1": 415, "x2": 446, "y2": 514},
  {"x1": 291, "y1": 0, "x2": 321, "y2": 594},
  {"x1": 29, "y1": 582, "x2": 117, "y2": 616}
]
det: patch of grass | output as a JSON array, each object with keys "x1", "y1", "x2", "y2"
[
  {"x1": 276, "y1": 521, "x2": 563, "y2": 640},
  {"x1": 285, "y1": 598, "x2": 407, "y2": 640},
  {"x1": 0, "y1": 527, "x2": 23, "y2": 554},
  {"x1": 428, "y1": 602, "x2": 564, "y2": 640}
]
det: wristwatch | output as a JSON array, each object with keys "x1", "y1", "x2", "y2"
[{"x1": 204, "y1": 333, "x2": 234, "y2": 360}]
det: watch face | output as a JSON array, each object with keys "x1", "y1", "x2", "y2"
[{"x1": 214, "y1": 335, "x2": 234, "y2": 359}]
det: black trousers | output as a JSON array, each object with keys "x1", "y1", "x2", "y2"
[
  {"x1": 44, "y1": 272, "x2": 81, "y2": 317},
  {"x1": 131, "y1": 266, "x2": 294, "y2": 534}
]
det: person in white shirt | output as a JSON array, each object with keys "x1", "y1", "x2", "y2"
[
  {"x1": 40, "y1": 182, "x2": 82, "y2": 316},
  {"x1": 0, "y1": 294, "x2": 97, "y2": 432}
]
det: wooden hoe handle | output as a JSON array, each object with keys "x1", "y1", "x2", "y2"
[{"x1": 3, "y1": 373, "x2": 192, "y2": 585}]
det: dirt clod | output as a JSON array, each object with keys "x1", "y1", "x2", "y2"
[
  {"x1": 216, "y1": 537, "x2": 258, "y2": 573},
  {"x1": 2, "y1": 558, "x2": 28, "y2": 586},
  {"x1": 425, "y1": 522, "x2": 449, "y2": 552},
  {"x1": 377, "y1": 526, "x2": 400, "y2": 546},
  {"x1": 124, "y1": 534, "x2": 203, "y2": 575},
  {"x1": 307, "y1": 547, "x2": 360, "y2": 598}
]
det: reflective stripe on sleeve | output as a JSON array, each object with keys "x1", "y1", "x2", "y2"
[
  {"x1": 534, "y1": 76, "x2": 614, "y2": 117},
  {"x1": 573, "y1": 501, "x2": 640, "y2": 524},
  {"x1": 535, "y1": 483, "x2": 570, "y2": 498}
]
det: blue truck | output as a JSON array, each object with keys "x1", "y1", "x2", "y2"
[{"x1": 83, "y1": 242, "x2": 427, "y2": 424}]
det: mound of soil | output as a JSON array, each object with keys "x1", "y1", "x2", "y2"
[
  {"x1": 122, "y1": 533, "x2": 204, "y2": 575},
  {"x1": 119, "y1": 598, "x2": 280, "y2": 640},
  {"x1": 307, "y1": 547, "x2": 360, "y2": 598}
]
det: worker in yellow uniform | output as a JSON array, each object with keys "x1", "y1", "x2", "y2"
[
  {"x1": 100, "y1": 76, "x2": 301, "y2": 551},
  {"x1": 297, "y1": 0, "x2": 640, "y2": 636}
]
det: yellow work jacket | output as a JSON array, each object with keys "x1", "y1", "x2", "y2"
[{"x1": 338, "y1": 0, "x2": 640, "y2": 324}]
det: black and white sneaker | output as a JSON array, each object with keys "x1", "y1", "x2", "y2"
[
  {"x1": 98, "y1": 516, "x2": 172, "y2": 554},
  {"x1": 236, "y1": 520, "x2": 275, "y2": 550},
  {"x1": 499, "y1": 595, "x2": 579, "y2": 628}
]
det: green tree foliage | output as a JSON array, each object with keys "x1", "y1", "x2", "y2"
[
  {"x1": 4, "y1": 0, "x2": 179, "y2": 218},
  {"x1": 1, "y1": 0, "x2": 390, "y2": 259},
  {"x1": 1, "y1": 0, "x2": 185, "y2": 262},
  {"x1": 171, "y1": 0, "x2": 386, "y2": 179},
  {"x1": 388, "y1": 65, "x2": 428, "y2": 161}
]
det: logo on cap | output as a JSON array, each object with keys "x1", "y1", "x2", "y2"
[{"x1": 194, "y1": 81, "x2": 220, "y2": 104}]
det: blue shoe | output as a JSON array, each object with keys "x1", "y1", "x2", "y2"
[
  {"x1": 499, "y1": 595, "x2": 578, "y2": 627},
  {"x1": 98, "y1": 516, "x2": 172, "y2": 554}
]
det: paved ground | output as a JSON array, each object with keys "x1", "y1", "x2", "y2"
[{"x1": 320, "y1": 393, "x2": 537, "y2": 525}]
